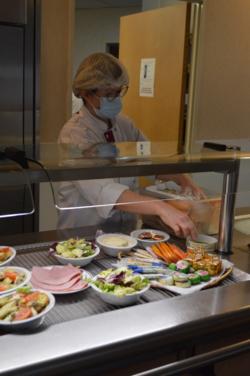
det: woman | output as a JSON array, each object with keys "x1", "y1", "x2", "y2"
[{"x1": 58, "y1": 52, "x2": 203, "y2": 239}]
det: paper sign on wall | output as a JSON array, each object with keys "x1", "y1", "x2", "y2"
[{"x1": 139, "y1": 58, "x2": 156, "y2": 97}]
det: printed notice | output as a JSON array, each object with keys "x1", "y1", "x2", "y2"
[
  {"x1": 136, "y1": 141, "x2": 151, "y2": 155},
  {"x1": 139, "y1": 58, "x2": 156, "y2": 97}
]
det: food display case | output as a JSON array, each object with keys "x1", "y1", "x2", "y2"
[{"x1": 0, "y1": 142, "x2": 250, "y2": 376}]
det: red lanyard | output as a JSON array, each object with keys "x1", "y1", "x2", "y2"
[{"x1": 104, "y1": 129, "x2": 115, "y2": 142}]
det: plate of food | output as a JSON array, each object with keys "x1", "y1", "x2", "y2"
[
  {"x1": 86, "y1": 267, "x2": 150, "y2": 306},
  {"x1": 0, "y1": 246, "x2": 16, "y2": 267},
  {"x1": 151, "y1": 254, "x2": 234, "y2": 295},
  {"x1": 30, "y1": 264, "x2": 92, "y2": 295},
  {"x1": 0, "y1": 266, "x2": 31, "y2": 294},
  {"x1": 0, "y1": 286, "x2": 55, "y2": 331},
  {"x1": 49, "y1": 237, "x2": 99, "y2": 266}
]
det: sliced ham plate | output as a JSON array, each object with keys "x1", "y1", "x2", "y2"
[{"x1": 30, "y1": 264, "x2": 90, "y2": 294}]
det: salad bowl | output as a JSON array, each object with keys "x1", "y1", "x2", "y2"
[
  {"x1": 89, "y1": 268, "x2": 150, "y2": 306},
  {"x1": 50, "y1": 237, "x2": 100, "y2": 267},
  {"x1": 0, "y1": 287, "x2": 55, "y2": 331},
  {"x1": 0, "y1": 266, "x2": 31, "y2": 295},
  {"x1": 0, "y1": 246, "x2": 16, "y2": 267}
]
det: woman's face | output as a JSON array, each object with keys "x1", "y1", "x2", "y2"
[
  {"x1": 80, "y1": 86, "x2": 128, "y2": 121},
  {"x1": 82, "y1": 86, "x2": 127, "y2": 108}
]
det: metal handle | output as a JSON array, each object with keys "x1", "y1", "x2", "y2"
[
  {"x1": 203, "y1": 142, "x2": 241, "y2": 151},
  {"x1": 133, "y1": 339, "x2": 250, "y2": 376}
]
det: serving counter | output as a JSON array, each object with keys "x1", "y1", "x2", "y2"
[{"x1": 0, "y1": 143, "x2": 250, "y2": 375}]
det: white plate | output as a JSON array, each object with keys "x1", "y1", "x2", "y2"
[
  {"x1": 152, "y1": 260, "x2": 234, "y2": 295},
  {"x1": 0, "y1": 246, "x2": 16, "y2": 267},
  {"x1": 130, "y1": 229, "x2": 170, "y2": 249},
  {"x1": 0, "y1": 266, "x2": 31, "y2": 295},
  {"x1": 0, "y1": 289, "x2": 55, "y2": 331},
  {"x1": 90, "y1": 274, "x2": 150, "y2": 306},
  {"x1": 30, "y1": 266, "x2": 92, "y2": 295}
]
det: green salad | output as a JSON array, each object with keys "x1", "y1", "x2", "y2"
[
  {"x1": 85, "y1": 268, "x2": 150, "y2": 298},
  {"x1": 50, "y1": 237, "x2": 96, "y2": 259}
]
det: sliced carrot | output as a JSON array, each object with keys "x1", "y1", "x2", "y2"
[
  {"x1": 153, "y1": 243, "x2": 171, "y2": 264},
  {"x1": 163, "y1": 243, "x2": 179, "y2": 263},
  {"x1": 159, "y1": 242, "x2": 177, "y2": 263},
  {"x1": 168, "y1": 243, "x2": 186, "y2": 259},
  {"x1": 151, "y1": 244, "x2": 165, "y2": 261}
]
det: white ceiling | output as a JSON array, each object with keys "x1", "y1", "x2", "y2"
[{"x1": 75, "y1": 0, "x2": 142, "y2": 9}]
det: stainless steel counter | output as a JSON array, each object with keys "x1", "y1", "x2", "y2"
[
  {"x1": 1, "y1": 145, "x2": 250, "y2": 374},
  {"x1": 0, "y1": 227, "x2": 250, "y2": 376}
]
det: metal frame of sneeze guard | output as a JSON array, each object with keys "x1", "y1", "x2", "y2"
[
  {"x1": 217, "y1": 159, "x2": 240, "y2": 254},
  {"x1": 202, "y1": 142, "x2": 241, "y2": 255},
  {"x1": 0, "y1": 159, "x2": 35, "y2": 218},
  {"x1": 0, "y1": 142, "x2": 246, "y2": 255}
]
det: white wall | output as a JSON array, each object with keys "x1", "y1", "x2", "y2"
[
  {"x1": 73, "y1": 7, "x2": 141, "y2": 76},
  {"x1": 142, "y1": 0, "x2": 182, "y2": 11}
]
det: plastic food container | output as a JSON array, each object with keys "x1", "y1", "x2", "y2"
[{"x1": 186, "y1": 234, "x2": 218, "y2": 252}]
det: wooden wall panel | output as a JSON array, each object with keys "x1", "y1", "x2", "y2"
[
  {"x1": 40, "y1": 0, "x2": 74, "y2": 143},
  {"x1": 119, "y1": 4, "x2": 190, "y2": 153},
  {"x1": 191, "y1": 0, "x2": 250, "y2": 150}
]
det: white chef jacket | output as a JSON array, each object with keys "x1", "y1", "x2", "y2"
[{"x1": 57, "y1": 104, "x2": 149, "y2": 229}]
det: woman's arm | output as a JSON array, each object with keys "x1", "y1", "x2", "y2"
[
  {"x1": 156, "y1": 173, "x2": 206, "y2": 199},
  {"x1": 115, "y1": 189, "x2": 198, "y2": 240}
]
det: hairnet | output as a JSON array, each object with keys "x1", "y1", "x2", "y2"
[{"x1": 73, "y1": 53, "x2": 130, "y2": 97}]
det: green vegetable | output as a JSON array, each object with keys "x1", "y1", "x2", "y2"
[
  {"x1": 16, "y1": 285, "x2": 32, "y2": 294},
  {"x1": 86, "y1": 268, "x2": 150, "y2": 298},
  {"x1": 56, "y1": 238, "x2": 95, "y2": 258}
]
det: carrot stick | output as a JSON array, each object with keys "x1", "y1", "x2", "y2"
[
  {"x1": 163, "y1": 243, "x2": 179, "y2": 263},
  {"x1": 159, "y1": 242, "x2": 177, "y2": 263},
  {"x1": 151, "y1": 244, "x2": 165, "y2": 261},
  {"x1": 168, "y1": 243, "x2": 186, "y2": 259}
]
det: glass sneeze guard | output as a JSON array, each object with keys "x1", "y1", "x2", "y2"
[{"x1": 1, "y1": 142, "x2": 250, "y2": 255}]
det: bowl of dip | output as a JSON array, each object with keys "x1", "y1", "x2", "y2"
[{"x1": 96, "y1": 233, "x2": 137, "y2": 257}]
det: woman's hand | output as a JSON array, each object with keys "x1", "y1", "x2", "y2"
[
  {"x1": 116, "y1": 190, "x2": 199, "y2": 240},
  {"x1": 159, "y1": 202, "x2": 198, "y2": 240},
  {"x1": 157, "y1": 173, "x2": 206, "y2": 200},
  {"x1": 176, "y1": 174, "x2": 206, "y2": 199}
]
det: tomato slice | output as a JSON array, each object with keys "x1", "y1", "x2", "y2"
[
  {"x1": 0, "y1": 247, "x2": 10, "y2": 252},
  {"x1": 13, "y1": 307, "x2": 32, "y2": 321},
  {"x1": 25, "y1": 291, "x2": 40, "y2": 302},
  {"x1": 4, "y1": 272, "x2": 19, "y2": 281},
  {"x1": 0, "y1": 285, "x2": 9, "y2": 291}
]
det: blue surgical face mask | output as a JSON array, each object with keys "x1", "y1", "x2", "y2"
[{"x1": 92, "y1": 96, "x2": 123, "y2": 119}]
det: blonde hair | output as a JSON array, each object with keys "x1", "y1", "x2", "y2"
[{"x1": 73, "y1": 53, "x2": 129, "y2": 97}]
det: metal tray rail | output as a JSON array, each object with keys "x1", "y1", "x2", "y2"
[{"x1": 0, "y1": 241, "x2": 243, "y2": 334}]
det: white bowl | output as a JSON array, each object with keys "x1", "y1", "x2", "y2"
[
  {"x1": 130, "y1": 229, "x2": 170, "y2": 249},
  {"x1": 90, "y1": 280, "x2": 150, "y2": 306},
  {"x1": 96, "y1": 233, "x2": 137, "y2": 257},
  {"x1": 0, "y1": 246, "x2": 16, "y2": 267},
  {"x1": 0, "y1": 289, "x2": 55, "y2": 331},
  {"x1": 0, "y1": 266, "x2": 31, "y2": 295},
  {"x1": 186, "y1": 234, "x2": 218, "y2": 252},
  {"x1": 53, "y1": 245, "x2": 100, "y2": 266}
]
